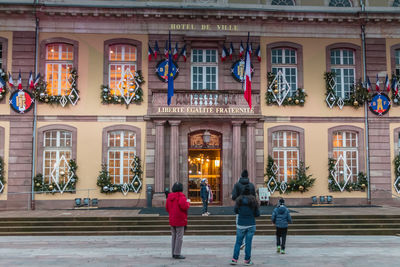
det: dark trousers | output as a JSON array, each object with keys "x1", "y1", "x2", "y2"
[
  {"x1": 276, "y1": 227, "x2": 288, "y2": 250},
  {"x1": 202, "y1": 199, "x2": 208, "y2": 213}
]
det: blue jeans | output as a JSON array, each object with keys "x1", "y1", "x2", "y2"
[
  {"x1": 202, "y1": 199, "x2": 208, "y2": 213},
  {"x1": 233, "y1": 226, "x2": 256, "y2": 261}
]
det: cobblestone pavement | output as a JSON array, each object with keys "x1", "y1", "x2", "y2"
[{"x1": 0, "y1": 235, "x2": 399, "y2": 267}]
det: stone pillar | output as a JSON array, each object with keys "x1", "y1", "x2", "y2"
[
  {"x1": 232, "y1": 121, "x2": 242, "y2": 183},
  {"x1": 154, "y1": 120, "x2": 166, "y2": 193},
  {"x1": 169, "y1": 120, "x2": 181, "y2": 189},
  {"x1": 246, "y1": 121, "x2": 257, "y2": 184}
]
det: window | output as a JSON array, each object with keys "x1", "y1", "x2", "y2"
[
  {"x1": 332, "y1": 131, "x2": 358, "y2": 183},
  {"x1": 107, "y1": 130, "x2": 136, "y2": 184},
  {"x1": 396, "y1": 49, "x2": 400, "y2": 76},
  {"x1": 271, "y1": 48, "x2": 297, "y2": 96},
  {"x1": 43, "y1": 130, "x2": 72, "y2": 185},
  {"x1": 329, "y1": 0, "x2": 352, "y2": 7},
  {"x1": 394, "y1": 0, "x2": 400, "y2": 7},
  {"x1": 271, "y1": 0, "x2": 295, "y2": 5},
  {"x1": 191, "y1": 49, "x2": 218, "y2": 90},
  {"x1": 45, "y1": 43, "x2": 74, "y2": 96},
  {"x1": 272, "y1": 131, "x2": 299, "y2": 182},
  {"x1": 109, "y1": 44, "x2": 137, "y2": 95},
  {"x1": 330, "y1": 49, "x2": 355, "y2": 99},
  {"x1": 0, "y1": 37, "x2": 8, "y2": 73}
]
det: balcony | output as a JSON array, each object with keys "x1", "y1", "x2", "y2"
[{"x1": 149, "y1": 89, "x2": 260, "y2": 117}]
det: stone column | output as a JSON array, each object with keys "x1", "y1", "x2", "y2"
[
  {"x1": 169, "y1": 120, "x2": 181, "y2": 189},
  {"x1": 154, "y1": 120, "x2": 166, "y2": 193},
  {"x1": 246, "y1": 121, "x2": 257, "y2": 184},
  {"x1": 232, "y1": 121, "x2": 242, "y2": 183}
]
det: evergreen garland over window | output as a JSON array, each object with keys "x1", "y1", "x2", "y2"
[
  {"x1": 394, "y1": 0, "x2": 400, "y2": 7},
  {"x1": 329, "y1": 0, "x2": 352, "y2": 7},
  {"x1": 271, "y1": 0, "x2": 295, "y2": 5}
]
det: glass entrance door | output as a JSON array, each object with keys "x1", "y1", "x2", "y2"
[{"x1": 188, "y1": 130, "x2": 222, "y2": 204}]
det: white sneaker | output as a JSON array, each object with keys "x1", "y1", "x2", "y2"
[
  {"x1": 202, "y1": 213, "x2": 208, "y2": 216},
  {"x1": 206, "y1": 212, "x2": 211, "y2": 215}
]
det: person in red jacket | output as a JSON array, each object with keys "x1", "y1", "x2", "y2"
[{"x1": 166, "y1": 182, "x2": 190, "y2": 259}]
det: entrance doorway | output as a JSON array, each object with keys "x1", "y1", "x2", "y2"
[{"x1": 188, "y1": 130, "x2": 222, "y2": 204}]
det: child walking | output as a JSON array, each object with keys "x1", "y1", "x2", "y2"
[
  {"x1": 230, "y1": 185, "x2": 260, "y2": 265},
  {"x1": 271, "y1": 198, "x2": 292, "y2": 254}
]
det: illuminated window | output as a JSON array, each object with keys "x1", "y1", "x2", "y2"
[
  {"x1": 271, "y1": 48, "x2": 297, "y2": 96},
  {"x1": 43, "y1": 130, "x2": 72, "y2": 185},
  {"x1": 109, "y1": 44, "x2": 137, "y2": 95},
  {"x1": 271, "y1": 0, "x2": 295, "y2": 5},
  {"x1": 45, "y1": 43, "x2": 74, "y2": 96},
  {"x1": 396, "y1": 49, "x2": 400, "y2": 76},
  {"x1": 332, "y1": 131, "x2": 358, "y2": 183},
  {"x1": 191, "y1": 49, "x2": 218, "y2": 90},
  {"x1": 331, "y1": 49, "x2": 355, "y2": 99},
  {"x1": 272, "y1": 131, "x2": 299, "y2": 182},
  {"x1": 329, "y1": 0, "x2": 352, "y2": 7},
  {"x1": 107, "y1": 131, "x2": 136, "y2": 184}
]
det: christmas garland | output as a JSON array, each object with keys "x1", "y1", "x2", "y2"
[
  {"x1": 393, "y1": 154, "x2": 400, "y2": 192},
  {"x1": 266, "y1": 72, "x2": 306, "y2": 106},
  {"x1": 264, "y1": 155, "x2": 315, "y2": 193},
  {"x1": 97, "y1": 156, "x2": 143, "y2": 194},
  {"x1": 0, "y1": 69, "x2": 8, "y2": 100},
  {"x1": 328, "y1": 158, "x2": 367, "y2": 192},
  {"x1": 34, "y1": 159, "x2": 78, "y2": 193},
  {"x1": 324, "y1": 72, "x2": 370, "y2": 108},
  {"x1": 0, "y1": 157, "x2": 5, "y2": 193},
  {"x1": 101, "y1": 70, "x2": 144, "y2": 106},
  {"x1": 391, "y1": 74, "x2": 400, "y2": 105},
  {"x1": 33, "y1": 68, "x2": 79, "y2": 106}
]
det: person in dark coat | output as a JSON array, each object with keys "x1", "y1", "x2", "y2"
[
  {"x1": 271, "y1": 198, "x2": 292, "y2": 254},
  {"x1": 200, "y1": 178, "x2": 210, "y2": 216},
  {"x1": 166, "y1": 182, "x2": 190, "y2": 259},
  {"x1": 232, "y1": 170, "x2": 256, "y2": 201},
  {"x1": 230, "y1": 185, "x2": 260, "y2": 265}
]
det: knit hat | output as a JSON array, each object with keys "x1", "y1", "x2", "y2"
[
  {"x1": 201, "y1": 178, "x2": 207, "y2": 183},
  {"x1": 241, "y1": 169, "x2": 249, "y2": 178},
  {"x1": 279, "y1": 198, "x2": 285, "y2": 205}
]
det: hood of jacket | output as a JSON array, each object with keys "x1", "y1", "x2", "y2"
[
  {"x1": 277, "y1": 205, "x2": 287, "y2": 214},
  {"x1": 168, "y1": 192, "x2": 182, "y2": 201},
  {"x1": 239, "y1": 177, "x2": 250, "y2": 185}
]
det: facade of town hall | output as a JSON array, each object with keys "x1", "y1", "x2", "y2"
[{"x1": 0, "y1": 0, "x2": 400, "y2": 210}]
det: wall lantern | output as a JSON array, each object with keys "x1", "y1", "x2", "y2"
[{"x1": 203, "y1": 130, "x2": 211, "y2": 144}]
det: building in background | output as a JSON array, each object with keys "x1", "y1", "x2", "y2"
[{"x1": 0, "y1": 0, "x2": 399, "y2": 210}]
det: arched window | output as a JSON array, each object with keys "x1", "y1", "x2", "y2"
[
  {"x1": 45, "y1": 43, "x2": 74, "y2": 96},
  {"x1": 43, "y1": 130, "x2": 73, "y2": 185},
  {"x1": 329, "y1": 0, "x2": 352, "y2": 7},
  {"x1": 394, "y1": 0, "x2": 400, "y2": 7},
  {"x1": 271, "y1": 0, "x2": 295, "y2": 5}
]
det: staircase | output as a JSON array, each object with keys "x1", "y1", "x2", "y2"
[{"x1": 0, "y1": 214, "x2": 399, "y2": 236}]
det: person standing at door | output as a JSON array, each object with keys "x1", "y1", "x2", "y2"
[
  {"x1": 232, "y1": 170, "x2": 256, "y2": 201},
  {"x1": 271, "y1": 198, "x2": 292, "y2": 254},
  {"x1": 200, "y1": 178, "x2": 210, "y2": 216},
  {"x1": 166, "y1": 182, "x2": 190, "y2": 259},
  {"x1": 230, "y1": 184, "x2": 260, "y2": 265}
]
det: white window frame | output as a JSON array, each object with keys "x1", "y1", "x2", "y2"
[
  {"x1": 271, "y1": 48, "x2": 298, "y2": 95},
  {"x1": 107, "y1": 130, "x2": 136, "y2": 184},
  {"x1": 272, "y1": 131, "x2": 300, "y2": 182},
  {"x1": 45, "y1": 43, "x2": 74, "y2": 95},
  {"x1": 108, "y1": 44, "x2": 137, "y2": 90},
  {"x1": 191, "y1": 49, "x2": 218, "y2": 90},
  {"x1": 332, "y1": 131, "x2": 358, "y2": 183},
  {"x1": 331, "y1": 49, "x2": 355, "y2": 99},
  {"x1": 43, "y1": 130, "x2": 72, "y2": 184}
]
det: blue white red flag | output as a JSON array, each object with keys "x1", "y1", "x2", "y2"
[
  {"x1": 17, "y1": 71, "x2": 22, "y2": 90},
  {"x1": 239, "y1": 41, "x2": 244, "y2": 58},
  {"x1": 34, "y1": 73, "x2": 40, "y2": 87},
  {"x1": 385, "y1": 74, "x2": 390, "y2": 92},
  {"x1": 164, "y1": 40, "x2": 168, "y2": 58},
  {"x1": 376, "y1": 74, "x2": 380, "y2": 92},
  {"x1": 173, "y1": 43, "x2": 179, "y2": 61},
  {"x1": 220, "y1": 44, "x2": 228, "y2": 62},
  {"x1": 180, "y1": 44, "x2": 187, "y2": 62},
  {"x1": 148, "y1": 43, "x2": 154, "y2": 61},
  {"x1": 154, "y1": 41, "x2": 160, "y2": 58},
  {"x1": 229, "y1": 42, "x2": 234, "y2": 60},
  {"x1": 392, "y1": 76, "x2": 398, "y2": 96},
  {"x1": 167, "y1": 32, "x2": 174, "y2": 106},
  {"x1": 243, "y1": 35, "x2": 252, "y2": 109},
  {"x1": 28, "y1": 71, "x2": 34, "y2": 89},
  {"x1": 8, "y1": 72, "x2": 13, "y2": 87},
  {"x1": 249, "y1": 43, "x2": 252, "y2": 56},
  {"x1": 256, "y1": 44, "x2": 261, "y2": 62},
  {"x1": 366, "y1": 76, "x2": 372, "y2": 92}
]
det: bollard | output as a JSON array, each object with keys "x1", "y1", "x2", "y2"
[{"x1": 146, "y1": 185, "x2": 153, "y2": 207}]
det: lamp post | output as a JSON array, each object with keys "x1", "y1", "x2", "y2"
[{"x1": 203, "y1": 130, "x2": 211, "y2": 144}]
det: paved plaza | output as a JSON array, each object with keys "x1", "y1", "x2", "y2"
[{"x1": 0, "y1": 235, "x2": 399, "y2": 267}]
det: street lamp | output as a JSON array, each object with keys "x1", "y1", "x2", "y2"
[{"x1": 203, "y1": 130, "x2": 211, "y2": 144}]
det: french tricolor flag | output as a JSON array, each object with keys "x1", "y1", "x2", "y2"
[
  {"x1": 229, "y1": 42, "x2": 234, "y2": 60},
  {"x1": 376, "y1": 74, "x2": 380, "y2": 92},
  {"x1": 243, "y1": 37, "x2": 252, "y2": 109},
  {"x1": 28, "y1": 71, "x2": 34, "y2": 90},
  {"x1": 256, "y1": 44, "x2": 261, "y2": 62},
  {"x1": 239, "y1": 41, "x2": 244, "y2": 58},
  {"x1": 392, "y1": 76, "x2": 398, "y2": 96},
  {"x1": 385, "y1": 74, "x2": 390, "y2": 92},
  {"x1": 180, "y1": 44, "x2": 187, "y2": 62},
  {"x1": 173, "y1": 43, "x2": 179, "y2": 61},
  {"x1": 366, "y1": 76, "x2": 372, "y2": 92},
  {"x1": 17, "y1": 71, "x2": 22, "y2": 90},
  {"x1": 34, "y1": 73, "x2": 40, "y2": 87},
  {"x1": 154, "y1": 41, "x2": 159, "y2": 58},
  {"x1": 220, "y1": 45, "x2": 228, "y2": 62},
  {"x1": 8, "y1": 72, "x2": 14, "y2": 87}
]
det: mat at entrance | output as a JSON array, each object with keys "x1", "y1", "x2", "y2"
[{"x1": 138, "y1": 206, "x2": 296, "y2": 216}]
